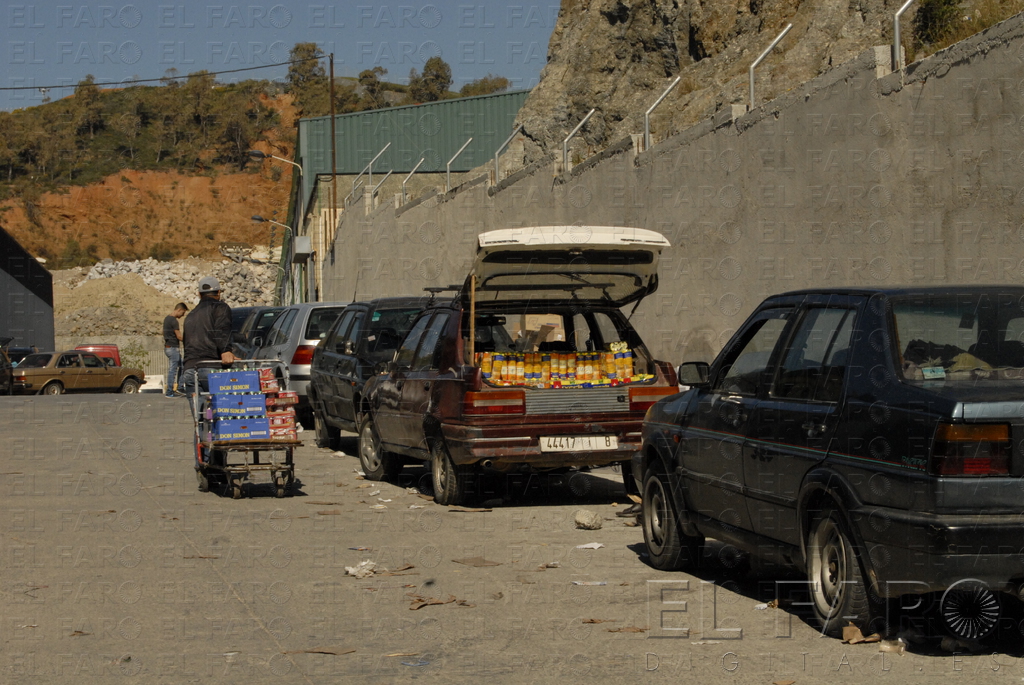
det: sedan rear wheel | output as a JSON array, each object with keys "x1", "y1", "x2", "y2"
[
  {"x1": 806, "y1": 508, "x2": 874, "y2": 637},
  {"x1": 357, "y1": 414, "x2": 401, "y2": 481},
  {"x1": 431, "y1": 440, "x2": 475, "y2": 506},
  {"x1": 642, "y1": 466, "x2": 703, "y2": 571},
  {"x1": 120, "y1": 378, "x2": 140, "y2": 394},
  {"x1": 42, "y1": 381, "x2": 63, "y2": 396},
  {"x1": 314, "y1": 405, "x2": 340, "y2": 450}
]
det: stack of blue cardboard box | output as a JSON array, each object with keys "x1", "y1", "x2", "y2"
[{"x1": 204, "y1": 370, "x2": 271, "y2": 442}]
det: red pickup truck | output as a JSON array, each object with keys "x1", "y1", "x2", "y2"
[
  {"x1": 359, "y1": 226, "x2": 679, "y2": 505},
  {"x1": 76, "y1": 344, "x2": 121, "y2": 367}
]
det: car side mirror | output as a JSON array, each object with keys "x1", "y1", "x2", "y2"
[
  {"x1": 677, "y1": 361, "x2": 710, "y2": 387},
  {"x1": 343, "y1": 340, "x2": 354, "y2": 355},
  {"x1": 252, "y1": 336, "x2": 263, "y2": 349},
  {"x1": 373, "y1": 360, "x2": 393, "y2": 375}
]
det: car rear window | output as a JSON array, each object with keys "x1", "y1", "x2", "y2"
[
  {"x1": 893, "y1": 293, "x2": 1024, "y2": 381},
  {"x1": 20, "y1": 354, "x2": 52, "y2": 368},
  {"x1": 305, "y1": 307, "x2": 345, "y2": 341}
]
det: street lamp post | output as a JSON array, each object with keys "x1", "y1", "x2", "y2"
[
  {"x1": 252, "y1": 215, "x2": 293, "y2": 305},
  {"x1": 250, "y1": 151, "x2": 306, "y2": 303}
]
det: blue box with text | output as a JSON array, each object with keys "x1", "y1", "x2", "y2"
[
  {"x1": 209, "y1": 393, "x2": 267, "y2": 418},
  {"x1": 208, "y1": 370, "x2": 260, "y2": 394}
]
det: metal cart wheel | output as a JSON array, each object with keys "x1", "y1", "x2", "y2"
[
  {"x1": 196, "y1": 469, "x2": 210, "y2": 492},
  {"x1": 231, "y1": 478, "x2": 243, "y2": 499}
]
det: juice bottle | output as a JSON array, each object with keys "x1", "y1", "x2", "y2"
[
  {"x1": 622, "y1": 349, "x2": 633, "y2": 379},
  {"x1": 541, "y1": 354, "x2": 551, "y2": 382},
  {"x1": 480, "y1": 352, "x2": 493, "y2": 380},
  {"x1": 516, "y1": 354, "x2": 526, "y2": 383},
  {"x1": 567, "y1": 353, "x2": 577, "y2": 381},
  {"x1": 492, "y1": 353, "x2": 505, "y2": 383}
]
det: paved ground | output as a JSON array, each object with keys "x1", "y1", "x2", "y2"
[{"x1": 2, "y1": 394, "x2": 1023, "y2": 683}]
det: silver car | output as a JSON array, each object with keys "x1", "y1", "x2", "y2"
[{"x1": 251, "y1": 302, "x2": 348, "y2": 427}]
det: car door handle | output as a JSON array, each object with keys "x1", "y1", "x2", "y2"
[
  {"x1": 395, "y1": 381, "x2": 404, "y2": 390},
  {"x1": 423, "y1": 381, "x2": 431, "y2": 390},
  {"x1": 802, "y1": 421, "x2": 828, "y2": 438}
]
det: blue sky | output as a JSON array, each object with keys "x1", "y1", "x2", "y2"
[{"x1": 1, "y1": 1, "x2": 561, "y2": 110}]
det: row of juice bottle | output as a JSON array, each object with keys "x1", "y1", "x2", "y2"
[{"x1": 476, "y1": 350, "x2": 637, "y2": 385}]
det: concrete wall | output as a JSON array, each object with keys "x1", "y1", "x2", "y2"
[
  {"x1": 0, "y1": 225, "x2": 54, "y2": 350},
  {"x1": 322, "y1": 15, "x2": 1024, "y2": 364}
]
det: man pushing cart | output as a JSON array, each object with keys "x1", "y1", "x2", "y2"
[{"x1": 183, "y1": 276, "x2": 299, "y2": 498}]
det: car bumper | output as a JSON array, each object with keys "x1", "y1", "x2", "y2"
[
  {"x1": 854, "y1": 505, "x2": 1024, "y2": 596},
  {"x1": 442, "y1": 422, "x2": 643, "y2": 469},
  {"x1": 12, "y1": 380, "x2": 33, "y2": 394}
]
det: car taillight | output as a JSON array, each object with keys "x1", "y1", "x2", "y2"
[
  {"x1": 463, "y1": 390, "x2": 525, "y2": 415},
  {"x1": 628, "y1": 385, "x2": 677, "y2": 412},
  {"x1": 291, "y1": 345, "x2": 316, "y2": 365},
  {"x1": 931, "y1": 423, "x2": 1011, "y2": 476}
]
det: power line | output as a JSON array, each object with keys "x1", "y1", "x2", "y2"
[{"x1": 0, "y1": 56, "x2": 321, "y2": 92}]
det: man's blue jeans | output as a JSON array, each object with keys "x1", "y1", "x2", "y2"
[{"x1": 164, "y1": 347, "x2": 182, "y2": 396}]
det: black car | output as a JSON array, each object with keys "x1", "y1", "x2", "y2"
[
  {"x1": 309, "y1": 297, "x2": 429, "y2": 451},
  {"x1": 635, "y1": 287, "x2": 1024, "y2": 641},
  {"x1": 232, "y1": 306, "x2": 284, "y2": 359}
]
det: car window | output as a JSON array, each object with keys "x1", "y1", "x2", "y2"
[
  {"x1": 254, "y1": 309, "x2": 283, "y2": 336},
  {"x1": 774, "y1": 308, "x2": 854, "y2": 403},
  {"x1": 305, "y1": 307, "x2": 345, "y2": 341},
  {"x1": 412, "y1": 314, "x2": 450, "y2": 371},
  {"x1": 395, "y1": 315, "x2": 432, "y2": 368},
  {"x1": 329, "y1": 310, "x2": 357, "y2": 353},
  {"x1": 365, "y1": 307, "x2": 424, "y2": 362},
  {"x1": 58, "y1": 354, "x2": 81, "y2": 368},
  {"x1": 20, "y1": 353, "x2": 51, "y2": 368},
  {"x1": 231, "y1": 308, "x2": 252, "y2": 333},
  {"x1": 718, "y1": 311, "x2": 791, "y2": 395},
  {"x1": 82, "y1": 354, "x2": 105, "y2": 368},
  {"x1": 266, "y1": 309, "x2": 297, "y2": 347}
]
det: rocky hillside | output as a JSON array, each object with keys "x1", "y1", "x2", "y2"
[
  {"x1": 514, "y1": 0, "x2": 989, "y2": 161},
  {"x1": 54, "y1": 259, "x2": 278, "y2": 337}
]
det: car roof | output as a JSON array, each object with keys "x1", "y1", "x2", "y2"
[
  {"x1": 347, "y1": 296, "x2": 431, "y2": 310},
  {"x1": 279, "y1": 301, "x2": 350, "y2": 312},
  {"x1": 766, "y1": 285, "x2": 1024, "y2": 300}
]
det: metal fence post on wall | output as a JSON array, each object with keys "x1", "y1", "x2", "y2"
[
  {"x1": 494, "y1": 124, "x2": 523, "y2": 184},
  {"x1": 352, "y1": 142, "x2": 391, "y2": 197},
  {"x1": 644, "y1": 76, "x2": 681, "y2": 152},
  {"x1": 749, "y1": 23, "x2": 793, "y2": 109},
  {"x1": 402, "y1": 158, "x2": 425, "y2": 204},
  {"x1": 562, "y1": 108, "x2": 595, "y2": 174},
  {"x1": 892, "y1": 0, "x2": 915, "y2": 71},
  {"x1": 446, "y1": 137, "x2": 473, "y2": 192},
  {"x1": 371, "y1": 170, "x2": 393, "y2": 210}
]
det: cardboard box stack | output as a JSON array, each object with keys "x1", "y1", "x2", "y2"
[
  {"x1": 260, "y1": 368, "x2": 299, "y2": 442},
  {"x1": 205, "y1": 370, "x2": 270, "y2": 442}
]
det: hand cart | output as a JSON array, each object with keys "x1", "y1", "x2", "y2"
[{"x1": 190, "y1": 360, "x2": 300, "y2": 499}]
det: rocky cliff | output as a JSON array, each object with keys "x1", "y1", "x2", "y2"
[{"x1": 515, "y1": 0, "x2": 903, "y2": 161}]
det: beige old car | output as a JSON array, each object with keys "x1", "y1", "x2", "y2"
[{"x1": 12, "y1": 351, "x2": 145, "y2": 395}]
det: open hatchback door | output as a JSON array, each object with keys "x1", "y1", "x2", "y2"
[{"x1": 465, "y1": 226, "x2": 671, "y2": 308}]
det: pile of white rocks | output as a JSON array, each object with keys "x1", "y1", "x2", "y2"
[{"x1": 82, "y1": 258, "x2": 279, "y2": 307}]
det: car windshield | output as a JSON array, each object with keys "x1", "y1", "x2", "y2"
[
  {"x1": 19, "y1": 353, "x2": 52, "y2": 368},
  {"x1": 893, "y1": 293, "x2": 1024, "y2": 382},
  {"x1": 231, "y1": 308, "x2": 253, "y2": 333}
]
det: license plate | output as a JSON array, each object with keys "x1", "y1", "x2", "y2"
[{"x1": 540, "y1": 435, "x2": 618, "y2": 452}]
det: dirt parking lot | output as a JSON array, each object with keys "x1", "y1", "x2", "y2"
[{"x1": 1, "y1": 395, "x2": 1022, "y2": 684}]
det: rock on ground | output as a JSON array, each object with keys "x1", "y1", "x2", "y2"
[{"x1": 574, "y1": 509, "x2": 603, "y2": 530}]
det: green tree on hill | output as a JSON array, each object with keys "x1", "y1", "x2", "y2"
[
  {"x1": 287, "y1": 43, "x2": 329, "y2": 117},
  {"x1": 460, "y1": 74, "x2": 510, "y2": 97},
  {"x1": 408, "y1": 57, "x2": 453, "y2": 102}
]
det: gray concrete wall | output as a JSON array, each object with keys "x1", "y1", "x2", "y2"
[
  {"x1": 322, "y1": 14, "x2": 1024, "y2": 364},
  {"x1": 0, "y1": 268, "x2": 53, "y2": 351}
]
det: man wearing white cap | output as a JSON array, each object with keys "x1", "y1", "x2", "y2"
[
  {"x1": 181, "y1": 277, "x2": 236, "y2": 454},
  {"x1": 183, "y1": 276, "x2": 236, "y2": 375}
]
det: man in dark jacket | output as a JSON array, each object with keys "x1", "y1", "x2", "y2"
[{"x1": 182, "y1": 276, "x2": 236, "y2": 469}]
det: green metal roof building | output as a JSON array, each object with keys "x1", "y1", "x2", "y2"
[{"x1": 295, "y1": 89, "x2": 530, "y2": 204}]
